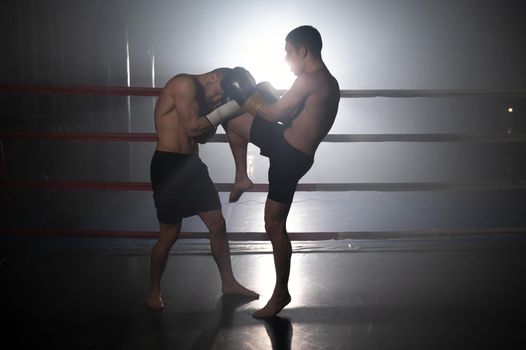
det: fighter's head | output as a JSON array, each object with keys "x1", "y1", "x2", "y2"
[
  {"x1": 203, "y1": 67, "x2": 231, "y2": 104},
  {"x1": 285, "y1": 25, "x2": 323, "y2": 75}
]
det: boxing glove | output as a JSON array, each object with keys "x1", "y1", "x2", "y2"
[
  {"x1": 221, "y1": 67, "x2": 257, "y2": 105},
  {"x1": 195, "y1": 126, "x2": 217, "y2": 144},
  {"x1": 243, "y1": 81, "x2": 280, "y2": 116}
]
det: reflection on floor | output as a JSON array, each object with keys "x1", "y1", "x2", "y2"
[{"x1": 1, "y1": 235, "x2": 526, "y2": 349}]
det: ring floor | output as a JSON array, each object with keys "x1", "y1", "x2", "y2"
[{"x1": 1, "y1": 235, "x2": 526, "y2": 349}]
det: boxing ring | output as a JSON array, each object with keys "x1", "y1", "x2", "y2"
[
  {"x1": 1, "y1": 83, "x2": 526, "y2": 241},
  {"x1": 2, "y1": 84, "x2": 526, "y2": 349}
]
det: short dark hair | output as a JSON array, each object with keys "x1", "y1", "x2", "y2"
[
  {"x1": 285, "y1": 25, "x2": 322, "y2": 58},
  {"x1": 212, "y1": 67, "x2": 232, "y2": 82}
]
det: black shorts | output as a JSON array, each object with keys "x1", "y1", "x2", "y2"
[
  {"x1": 150, "y1": 151, "x2": 221, "y2": 224},
  {"x1": 250, "y1": 116, "x2": 314, "y2": 204}
]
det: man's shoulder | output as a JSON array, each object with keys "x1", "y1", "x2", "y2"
[
  {"x1": 164, "y1": 74, "x2": 198, "y2": 91},
  {"x1": 166, "y1": 73, "x2": 197, "y2": 85},
  {"x1": 300, "y1": 69, "x2": 339, "y2": 95},
  {"x1": 309, "y1": 67, "x2": 337, "y2": 82}
]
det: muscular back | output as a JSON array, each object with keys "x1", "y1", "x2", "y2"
[
  {"x1": 284, "y1": 68, "x2": 340, "y2": 155},
  {"x1": 154, "y1": 74, "x2": 206, "y2": 153}
]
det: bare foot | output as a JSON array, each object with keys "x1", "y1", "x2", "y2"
[
  {"x1": 145, "y1": 294, "x2": 164, "y2": 311},
  {"x1": 229, "y1": 177, "x2": 253, "y2": 202},
  {"x1": 253, "y1": 294, "x2": 291, "y2": 319},
  {"x1": 222, "y1": 282, "x2": 259, "y2": 299}
]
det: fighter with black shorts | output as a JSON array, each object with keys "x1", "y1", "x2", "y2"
[
  {"x1": 218, "y1": 25, "x2": 341, "y2": 318},
  {"x1": 250, "y1": 116, "x2": 313, "y2": 204},
  {"x1": 150, "y1": 151, "x2": 221, "y2": 223},
  {"x1": 145, "y1": 68, "x2": 259, "y2": 311}
]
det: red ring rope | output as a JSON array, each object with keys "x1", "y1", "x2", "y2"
[
  {"x1": 2, "y1": 131, "x2": 526, "y2": 143},
  {"x1": 2, "y1": 83, "x2": 526, "y2": 97}
]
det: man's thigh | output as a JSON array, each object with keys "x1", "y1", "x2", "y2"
[{"x1": 225, "y1": 112, "x2": 254, "y2": 140}]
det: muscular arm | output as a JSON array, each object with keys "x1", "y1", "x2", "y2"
[
  {"x1": 172, "y1": 77, "x2": 213, "y2": 138},
  {"x1": 257, "y1": 75, "x2": 311, "y2": 123}
]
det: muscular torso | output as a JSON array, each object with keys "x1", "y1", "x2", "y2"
[
  {"x1": 283, "y1": 69, "x2": 340, "y2": 155},
  {"x1": 154, "y1": 75, "x2": 210, "y2": 153}
]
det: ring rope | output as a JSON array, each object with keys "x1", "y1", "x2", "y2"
[
  {"x1": 4, "y1": 180, "x2": 525, "y2": 192},
  {"x1": 1, "y1": 131, "x2": 526, "y2": 143},
  {"x1": 2, "y1": 83, "x2": 526, "y2": 97},
  {"x1": 2, "y1": 84, "x2": 525, "y2": 239},
  {"x1": 1, "y1": 227, "x2": 525, "y2": 240}
]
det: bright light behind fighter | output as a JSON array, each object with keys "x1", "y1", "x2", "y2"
[{"x1": 223, "y1": 23, "x2": 297, "y2": 89}]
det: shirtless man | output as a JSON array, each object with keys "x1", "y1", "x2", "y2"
[
  {"x1": 220, "y1": 26, "x2": 341, "y2": 318},
  {"x1": 146, "y1": 67, "x2": 259, "y2": 311}
]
